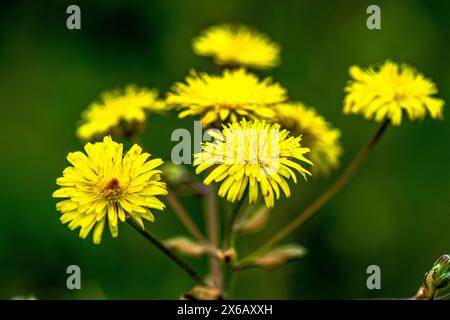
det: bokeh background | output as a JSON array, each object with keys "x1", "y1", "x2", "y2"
[{"x1": 0, "y1": 0, "x2": 449, "y2": 299}]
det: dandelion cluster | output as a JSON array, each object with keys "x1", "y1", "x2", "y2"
[{"x1": 51, "y1": 19, "x2": 447, "y2": 301}]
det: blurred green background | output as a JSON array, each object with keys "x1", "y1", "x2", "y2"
[{"x1": 0, "y1": 0, "x2": 449, "y2": 299}]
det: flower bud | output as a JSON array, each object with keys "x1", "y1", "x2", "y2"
[
  {"x1": 234, "y1": 206, "x2": 270, "y2": 234},
  {"x1": 414, "y1": 254, "x2": 450, "y2": 300},
  {"x1": 235, "y1": 244, "x2": 306, "y2": 271},
  {"x1": 165, "y1": 236, "x2": 207, "y2": 258},
  {"x1": 181, "y1": 286, "x2": 223, "y2": 300}
]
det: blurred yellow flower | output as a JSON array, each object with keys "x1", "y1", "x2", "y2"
[
  {"x1": 273, "y1": 103, "x2": 342, "y2": 175},
  {"x1": 53, "y1": 136, "x2": 167, "y2": 244},
  {"x1": 193, "y1": 24, "x2": 280, "y2": 69},
  {"x1": 167, "y1": 69, "x2": 287, "y2": 127},
  {"x1": 77, "y1": 85, "x2": 165, "y2": 141},
  {"x1": 193, "y1": 119, "x2": 312, "y2": 208},
  {"x1": 344, "y1": 61, "x2": 444, "y2": 125}
]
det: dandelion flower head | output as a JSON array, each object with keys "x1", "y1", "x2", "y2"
[
  {"x1": 193, "y1": 24, "x2": 280, "y2": 69},
  {"x1": 53, "y1": 136, "x2": 167, "y2": 244},
  {"x1": 167, "y1": 69, "x2": 287, "y2": 128},
  {"x1": 344, "y1": 61, "x2": 444, "y2": 125},
  {"x1": 77, "y1": 85, "x2": 165, "y2": 141},
  {"x1": 193, "y1": 119, "x2": 312, "y2": 208}
]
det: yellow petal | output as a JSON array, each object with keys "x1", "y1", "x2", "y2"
[{"x1": 93, "y1": 218, "x2": 106, "y2": 244}]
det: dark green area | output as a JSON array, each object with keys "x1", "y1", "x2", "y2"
[{"x1": 0, "y1": 0, "x2": 449, "y2": 299}]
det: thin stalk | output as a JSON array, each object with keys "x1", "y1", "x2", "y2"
[
  {"x1": 165, "y1": 183, "x2": 221, "y2": 260},
  {"x1": 221, "y1": 190, "x2": 249, "y2": 297},
  {"x1": 126, "y1": 215, "x2": 205, "y2": 285},
  {"x1": 240, "y1": 119, "x2": 390, "y2": 264},
  {"x1": 131, "y1": 138, "x2": 207, "y2": 246},
  {"x1": 165, "y1": 187, "x2": 207, "y2": 243},
  {"x1": 223, "y1": 189, "x2": 248, "y2": 251},
  {"x1": 203, "y1": 185, "x2": 222, "y2": 290}
]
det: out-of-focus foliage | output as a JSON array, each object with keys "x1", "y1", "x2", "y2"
[{"x1": 0, "y1": 0, "x2": 449, "y2": 299}]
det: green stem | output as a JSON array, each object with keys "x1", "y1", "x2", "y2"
[
  {"x1": 165, "y1": 182, "x2": 222, "y2": 260},
  {"x1": 222, "y1": 190, "x2": 248, "y2": 298},
  {"x1": 126, "y1": 215, "x2": 205, "y2": 286},
  {"x1": 223, "y1": 189, "x2": 248, "y2": 251},
  {"x1": 133, "y1": 138, "x2": 207, "y2": 246},
  {"x1": 165, "y1": 187, "x2": 207, "y2": 243},
  {"x1": 239, "y1": 119, "x2": 390, "y2": 265},
  {"x1": 134, "y1": 139, "x2": 208, "y2": 247},
  {"x1": 203, "y1": 185, "x2": 222, "y2": 290}
]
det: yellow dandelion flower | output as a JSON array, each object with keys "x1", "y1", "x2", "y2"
[
  {"x1": 193, "y1": 24, "x2": 280, "y2": 69},
  {"x1": 193, "y1": 119, "x2": 312, "y2": 208},
  {"x1": 344, "y1": 61, "x2": 445, "y2": 125},
  {"x1": 77, "y1": 85, "x2": 166, "y2": 141},
  {"x1": 52, "y1": 136, "x2": 167, "y2": 244},
  {"x1": 273, "y1": 103, "x2": 342, "y2": 175},
  {"x1": 167, "y1": 68, "x2": 287, "y2": 127}
]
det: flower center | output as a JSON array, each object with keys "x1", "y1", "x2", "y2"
[{"x1": 101, "y1": 178, "x2": 122, "y2": 199}]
